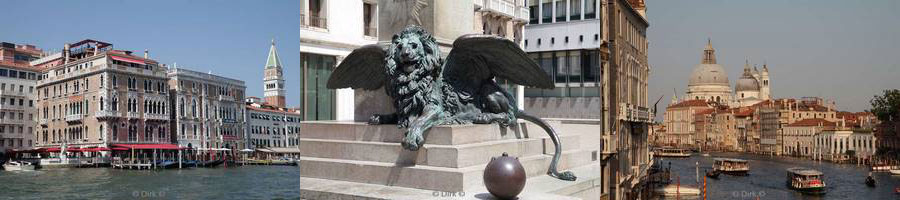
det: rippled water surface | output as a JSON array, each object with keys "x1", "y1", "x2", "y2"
[
  {"x1": 656, "y1": 152, "x2": 900, "y2": 200},
  {"x1": 0, "y1": 165, "x2": 299, "y2": 199}
]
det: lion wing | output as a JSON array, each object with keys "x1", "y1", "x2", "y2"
[
  {"x1": 442, "y1": 34, "x2": 554, "y2": 91},
  {"x1": 326, "y1": 44, "x2": 388, "y2": 90}
]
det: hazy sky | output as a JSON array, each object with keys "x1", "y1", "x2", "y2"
[
  {"x1": 2, "y1": 1, "x2": 897, "y2": 113},
  {"x1": 648, "y1": 0, "x2": 899, "y2": 113},
  {"x1": 0, "y1": 1, "x2": 301, "y2": 106}
]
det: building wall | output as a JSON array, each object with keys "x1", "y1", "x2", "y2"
[
  {"x1": 246, "y1": 106, "x2": 301, "y2": 149},
  {"x1": 783, "y1": 125, "x2": 822, "y2": 157},
  {"x1": 168, "y1": 68, "x2": 247, "y2": 150},
  {"x1": 36, "y1": 51, "x2": 170, "y2": 149},
  {"x1": 301, "y1": 0, "x2": 379, "y2": 121},
  {"x1": 0, "y1": 42, "x2": 42, "y2": 151}
]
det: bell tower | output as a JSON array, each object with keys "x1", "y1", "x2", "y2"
[{"x1": 264, "y1": 39, "x2": 286, "y2": 107}]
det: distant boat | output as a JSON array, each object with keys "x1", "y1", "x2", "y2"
[
  {"x1": 713, "y1": 158, "x2": 750, "y2": 176},
  {"x1": 656, "y1": 148, "x2": 691, "y2": 158},
  {"x1": 197, "y1": 160, "x2": 225, "y2": 168},
  {"x1": 706, "y1": 170, "x2": 721, "y2": 179},
  {"x1": 155, "y1": 161, "x2": 179, "y2": 169},
  {"x1": 3, "y1": 161, "x2": 36, "y2": 171},
  {"x1": 866, "y1": 175, "x2": 876, "y2": 187},
  {"x1": 701, "y1": 153, "x2": 710, "y2": 157},
  {"x1": 890, "y1": 169, "x2": 900, "y2": 175},
  {"x1": 786, "y1": 167, "x2": 826, "y2": 195},
  {"x1": 653, "y1": 184, "x2": 700, "y2": 197}
]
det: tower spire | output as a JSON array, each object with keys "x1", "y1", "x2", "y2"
[
  {"x1": 263, "y1": 39, "x2": 286, "y2": 108},
  {"x1": 702, "y1": 38, "x2": 716, "y2": 64}
]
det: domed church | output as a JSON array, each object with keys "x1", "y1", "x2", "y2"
[{"x1": 676, "y1": 39, "x2": 771, "y2": 107}]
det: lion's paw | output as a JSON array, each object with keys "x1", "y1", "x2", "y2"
[{"x1": 402, "y1": 131, "x2": 425, "y2": 151}]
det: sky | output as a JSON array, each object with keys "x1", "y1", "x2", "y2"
[
  {"x1": 0, "y1": 1, "x2": 301, "y2": 106},
  {"x1": 648, "y1": 0, "x2": 900, "y2": 114},
  {"x1": 2, "y1": 1, "x2": 898, "y2": 113}
]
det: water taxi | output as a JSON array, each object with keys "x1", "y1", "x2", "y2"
[
  {"x1": 3, "y1": 161, "x2": 36, "y2": 171},
  {"x1": 653, "y1": 184, "x2": 700, "y2": 197},
  {"x1": 786, "y1": 167, "x2": 826, "y2": 195},
  {"x1": 655, "y1": 148, "x2": 691, "y2": 158},
  {"x1": 713, "y1": 158, "x2": 749, "y2": 176},
  {"x1": 890, "y1": 169, "x2": 900, "y2": 175}
]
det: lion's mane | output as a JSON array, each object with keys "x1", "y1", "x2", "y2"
[{"x1": 384, "y1": 26, "x2": 443, "y2": 128}]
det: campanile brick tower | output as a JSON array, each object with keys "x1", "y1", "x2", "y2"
[{"x1": 264, "y1": 39, "x2": 286, "y2": 107}]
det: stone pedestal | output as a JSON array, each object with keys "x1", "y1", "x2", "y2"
[{"x1": 298, "y1": 121, "x2": 593, "y2": 193}]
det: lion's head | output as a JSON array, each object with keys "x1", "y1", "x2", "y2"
[{"x1": 386, "y1": 26, "x2": 441, "y2": 76}]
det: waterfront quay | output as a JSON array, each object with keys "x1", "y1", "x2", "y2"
[
  {"x1": 654, "y1": 152, "x2": 899, "y2": 200},
  {"x1": 0, "y1": 166, "x2": 299, "y2": 199}
]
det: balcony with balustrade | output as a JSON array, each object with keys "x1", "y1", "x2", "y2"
[
  {"x1": 65, "y1": 114, "x2": 83, "y2": 123},
  {"x1": 126, "y1": 112, "x2": 141, "y2": 119},
  {"x1": 95, "y1": 110, "x2": 122, "y2": 120},
  {"x1": 143, "y1": 113, "x2": 169, "y2": 121},
  {"x1": 618, "y1": 103, "x2": 652, "y2": 123},
  {"x1": 476, "y1": 0, "x2": 528, "y2": 22}
]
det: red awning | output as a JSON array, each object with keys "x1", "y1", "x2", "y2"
[
  {"x1": 110, "y1": 55, "x2": 146, "y2": 65},
  {"x1": 43, "y1": 148, "x2": 61, "y2": 152},
  {"x1": 81, "y1": 147, "x2": 116, "y2": 152},
  {"x1": 112, "y1": 144, "x2": 186, "y2": 150}
]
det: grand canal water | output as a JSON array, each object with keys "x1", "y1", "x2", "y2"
[
  {"x1": 0, "y1": 165, "x2": 299, "y2": 199},
  {"x1": 656, "y1": 152, "x2": 900, "y2": 200}
]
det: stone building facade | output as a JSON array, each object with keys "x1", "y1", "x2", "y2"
[
  {"x1": 168, "y1": 67, "x2": 246, "y2": 151},
  {"x1": 35, "y1": 40, "x2": 171, "y2": 151},
  {"x1": 0, "y1": 42, "x2": 42, "y2": 152},
  {"x1": 245, "y1": 102, "x2": 301, "y2": 149}
]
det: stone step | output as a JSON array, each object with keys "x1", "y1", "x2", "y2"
[
  {"x1": 300, "y1": 121, "x2": 523, "y2": 146},
  {"x1": 299, "y1": 149, "x2": 593, "y2": 192},
  {"x1": 299, "y1": 134, "x2": 581, "y2": 168}
]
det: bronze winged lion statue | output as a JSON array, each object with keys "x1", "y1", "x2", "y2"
[{"x1": 326, "y1": 26, "x2": 576, "y2": 181}]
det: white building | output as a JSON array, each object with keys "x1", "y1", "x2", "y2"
[
  {"x1": 813, "y1": 128, "x2": 877, "y2": 162},
  {"x1": 168, "y1": 67, "x2": 247, "y2": 151},
  {"x1": 300, "y1": 0, "x2": 379, "y2": 121},
  {"x1": 0, "y1": 42, "x2": 41, "y2": 152},
  {"x1": 245, "y1": 101, "x2": 301, "y2": 149},
  {"x1": 783, "y1": 118, "x2": 835, "y2": 157},
  {"x1": 680, "y1": 40, "x2": 771, "y2": 107},
  {"x1": 523, "y1": 0, "x2": 604, "y2": 119}
]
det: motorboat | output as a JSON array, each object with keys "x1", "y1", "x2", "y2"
[
  {"x1": 786, "y1": 167, "x2": 826, "y2": 195},
  {"x1": 713, "y1": 158, "x2": 749, "y2": 176},
  {"x1": 706, "y1": 170, "x2": 721, "y2": 179},
  {"x1": 653, "y1": 184, "x2": 700, "y2": 197},
  {"x1": 866, "y1": 175, "x2": 876, "y2": 187},
  {"x1": 3, "y1": 161, "x2": 36, "y2": 171},
  {"x1": 890, "y1": 169, "x2": 900, "y2": 175},
  {"x1": 656, "y1": 148, "x2": 691, "y2": 158}
]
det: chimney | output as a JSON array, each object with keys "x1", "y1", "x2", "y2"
[
  {"x1": 93, "y1": 42, "x2": 99, "y2": 56},
  {"x1": 63, "y1": 43, "x2": 71, "y2": 64},
  {"x1": 144, "y1": 49, "x2": 149, "y2": 59}
]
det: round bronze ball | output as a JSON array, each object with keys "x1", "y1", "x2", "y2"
[{"x1": 483, "y1": 152, "x2": 526, "y2": 199}]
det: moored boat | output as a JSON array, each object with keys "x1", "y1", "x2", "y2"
[
  {"x1": 656, "y1": 148, "x2": 691, "y2": 158},
  {"x1": 713, "y1": 158, "x2": 749, "y2": 176},
  {"x1": 197, "y1": 160, "x2": 225, "y2": 168},
  {"x1": 890, "y1": 169, "x2": 900, "y2": 175},
  {"x1": 786, "y1": 167, "x2": 826, "y2": 195},
  {"x1": 3, "y1": 161, "x2": 36, "y2": 171},
  {"x1": 653, "y1": 184, "x2": 700, "y2": 197}
]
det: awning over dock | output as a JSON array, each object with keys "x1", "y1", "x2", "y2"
[{"x1": 112, "y1": 144, "x2": 187, "y2": 150}]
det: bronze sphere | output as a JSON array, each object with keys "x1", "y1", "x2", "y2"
[{"x1": 483, "y1": 152, "x2": 526, "y2": 199}]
